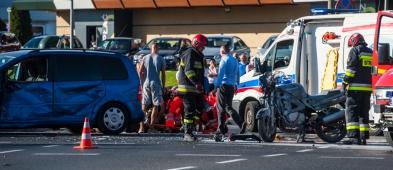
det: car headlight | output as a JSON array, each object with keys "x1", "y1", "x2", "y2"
[
  {"x1": 164, "y1": 55, "x2": 174, "y2": 59},
  {"x1": 374, "y1": 89, "x2": 383, "y2": 100}
]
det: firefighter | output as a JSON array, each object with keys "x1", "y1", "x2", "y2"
[
  {"x1": 178, "y1": 34, "x2": 207, "y2": 141},
  {"x1": 341, "y1": 33, "x2": 372, "y2": 145}
]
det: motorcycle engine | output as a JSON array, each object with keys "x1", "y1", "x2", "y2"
[{"x1": 286, "y1": 112, "x2": 305, "y2": 126}]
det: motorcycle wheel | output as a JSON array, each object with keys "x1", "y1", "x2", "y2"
[
  {"x1": 258, "y1": 116, "x2": 276, "y2": 142},
  {"x1": 315, "y1": 117, "x2": 346, "y2": 143},
  {"x1": 383, "y1": 129, "x2": 393, "y2": 148}
]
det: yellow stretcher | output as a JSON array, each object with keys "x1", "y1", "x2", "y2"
[{"x1": 321, "y1": 48, "x2": 339, "y2": 91}]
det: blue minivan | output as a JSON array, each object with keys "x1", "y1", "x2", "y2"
[{"x1": 0, "y1": 50, "x2": 143, "y2": 134}]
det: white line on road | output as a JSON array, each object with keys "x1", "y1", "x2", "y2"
[
  {"x1": 165, "y1": 166, "x2": 197, "y2": 170},
  {"x1": 262, "y1": 153, "x2": 288, "y2": 157},
  {"x1": 216, "y1": 158, "x2": 247, "y2": 164},
  {"x1": 42, "y1": 145, "x2": 60, "y2": 148},
  {"x1": 319, "y1": 156, "x2": 384, "y2": 159},
  {"x1": 318, "y1": 146, "x2": 330, "y2": 149},
  {"x1": 0, "y1": 149, "x2": 24, "y2": 154},
  {"x1": 33, "y1": 153, "x2": 100, "y2": 156},
  {"x1": 176, "y1": 154, "x2": 241, "y2": 157},
  {"x1": 296, "y1": 149, "x2": 314, "y2": 152}
]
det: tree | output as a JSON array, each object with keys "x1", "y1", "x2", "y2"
[
  {"x1": 0, "y1": 18, "x2": 6, "y2": 31},
  {"x1": 10, "y1": 5, "x2": 33, "y2": 45}
]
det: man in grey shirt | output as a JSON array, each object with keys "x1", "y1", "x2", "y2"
[{"x1": 138, "y1": 42, "x2": 166, "y2": 133}]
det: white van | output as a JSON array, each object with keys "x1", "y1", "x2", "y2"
[{"x1": 233, "y1": 12, "x2": 390, "y2": 133}]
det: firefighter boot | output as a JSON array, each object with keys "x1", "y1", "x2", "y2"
[
  {"x1": 343, "y1": 138, "x2": 361, "y2": 145},
  {"x1": 183, "y1": 123, "x2": 195, "y2": 142},
  {"x1": 360, "y1": 139, "x2": 366, "y2": 145}
]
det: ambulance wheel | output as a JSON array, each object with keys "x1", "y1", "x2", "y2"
[
  {"x1": 383, "y1": 129, "x2": 393, "y2": 148},
  {"x1": 97, "y1": 103, "x2": 129, "y2": 135},
  {"x1": 245, "y1": 101, "x2": 259, "y2": 132}
]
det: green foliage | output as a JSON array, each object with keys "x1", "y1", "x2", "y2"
[
  {"x1": 10, "y1": 5, "x2": 33, "y2": 45},
  {"x1": 165, "y1": 71, "x2": 178, "y2": 87},
  {"x1": 0, "y1": 18, "x2": 6, "y2": 31}
]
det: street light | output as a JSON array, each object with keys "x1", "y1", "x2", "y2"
[{"x1": 7, "y1": 7, "x2": 11, "y2": 32}]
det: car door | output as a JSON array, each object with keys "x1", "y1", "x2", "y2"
[
  {"x1": 52, "y1": 54, "x2": 105, "y2": 123},
  {"x1": 0, "y1": 56, "x2": 53, "y2": 126}
]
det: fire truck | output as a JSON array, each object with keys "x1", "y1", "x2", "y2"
[{"x1": 371, "y1": 10, "x2": 393, "y2": 147}]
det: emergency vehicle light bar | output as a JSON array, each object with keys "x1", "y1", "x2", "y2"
[{"x1": 311, "y1": 8, "x2": 360, "y2": 15}]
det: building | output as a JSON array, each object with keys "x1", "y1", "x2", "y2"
[
  {"x1": 0, "y1": 0, "x2": 56, "y2": 38},
  {"x1": 12, "y1": 0, "x2": 386, "y2": 54}
]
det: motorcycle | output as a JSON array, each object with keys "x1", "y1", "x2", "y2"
[{"x1": 256, "y1": 71, "x2": 347, "y2": 143}]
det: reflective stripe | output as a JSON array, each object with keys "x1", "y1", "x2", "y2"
[
  {"x1": 178, "y1": 87, "x2": 198, "y2": 93},
  {"x1": 346, "y1": 69, "x2": 356, "y2": 74},
  {"x1": 360, "y1": 124, "x2": 370, "y2": 132},
  {"x1": 186, "y1": 73, "x2": 196, "y2": 79},
  {"x1": 195, "y1": 61, "x2": 202, "y2": 65},
  {"x1": 194, "y1": 64, "x2": 202, "y2": 69},
  {"x1": 346, "y1": 122, "x2": 359, "y2": 130},
  {"x1": 184, "y1": 119, "x2": 193, "y2": 123},
  {"x1": 345, "y1": 71, "x2": 355, "y2": 77},
  {"x1": 348, "y1": 83, "x2": 372, "y2": 91}
]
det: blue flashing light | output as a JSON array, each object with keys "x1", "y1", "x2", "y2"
[
  {"x1": 311, "y1": 8, "x2": 359, "y2": 15},
  {"x1": 387, "y1": 91, "x2": 392, "y2": 97}
]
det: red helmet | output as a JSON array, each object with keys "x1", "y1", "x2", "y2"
[
  {"x1": 192, "y1": 34, "x2": 208, "y2": 48},
  {"x1": 348, "y1": 33, "x2": 366, "y2": 47}
]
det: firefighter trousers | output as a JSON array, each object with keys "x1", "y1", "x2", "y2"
[
  {"x1": 182, "y1": 94, "x2": 205, "y2": 134},
  {"x1": 345, "y1": 91, "x2": 371, "y2": 139}
]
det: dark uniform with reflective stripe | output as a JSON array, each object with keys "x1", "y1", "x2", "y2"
[
  {"x1": 343, "y1": 44, "x2": 372, "y2": 140},
  {"x1": 178, "y1": 47, "x2": 205, "y2": 135}
]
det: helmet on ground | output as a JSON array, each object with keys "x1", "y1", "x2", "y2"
[
  {"x1": 348, "y1": 33, "x2": 366, "y2": 47},
  {"x1": 192, "y1": 34, "x2": 208, "y2": 48}
]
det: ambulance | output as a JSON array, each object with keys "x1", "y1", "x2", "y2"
[{"x1": 233, "y1": 10, "x2": 391, "y2": 134}]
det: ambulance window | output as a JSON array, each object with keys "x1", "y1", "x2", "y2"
[
  {"x1": 262, "y1": 45, "x2": 275, "y2": 72},
  {"x1": 273, "y1": 39, "x2": 293, "y2": 70}
]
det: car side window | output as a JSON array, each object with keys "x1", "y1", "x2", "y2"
[
  {"x1": 8, "y1": 34, "x2": 19, "y2": 44},
  {"x1": 262, "y1": 45, "x2": 276, "y2": 72},
  {"x1": 54, "y1": 55, "x2": 89, "y2": 81},
  {"x1": 101, "y1": 57, "x2": 128, "y2": 80},
  {"x1": 273, "y1": 39, "x2": 293, "y2": 70},
  {"x1": 236, "y1": 37, "x2": 246, "y2": 49},
  {"x1": 74, "y1": 39, "x2": 84, "y2": 48},
  {"x1": 7, "y1": 57, "x2": 49, "y2": 82},
  {"x1": 62, "y1": 39, "x2": 71, "y2": 49}
]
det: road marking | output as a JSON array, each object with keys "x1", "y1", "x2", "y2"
[
  {"x1": 33, "y1": 153, "x2": 100, "y2": 156},
  {"x1": 216, "y1": 158, "x2": 247, "y2": 164},
  {"x1": 42, "y1": 145, "x2": 60, "y2": 148},
  {"x1": 296, "y1": 149, "x2": 314, "y2": 152},
  {"x1": 319, "y1": 156, "x2": 384, "y2": 159},
  {"x1": 262, "y1": 153, "x2": 288, "y2": 157},
  {"x1": 176, "y1": 154, "x2": 241, "y2": 157},
  {"x1": 165, "y1": 166, "x2": 197, "y2": 170},
  {"x1": 0, "y1": 149, "x2": 24, "y2": 154},
  {"x1": 318, "y1": 146, "x2": 330, "y2": 149}
]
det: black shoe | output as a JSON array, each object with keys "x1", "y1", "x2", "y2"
[
  {"x1": 239, "y1": 122, "x2": 247, "y2": 134},
  {"x1": 342, "y1": 138, "x2": 361, "y2": 145},
  {"x1": 360, "y1": 139, "x2": 366, "y2": 145}
]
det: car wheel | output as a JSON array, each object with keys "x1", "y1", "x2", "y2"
[
  {"x1": 369, "y1": 122, "x2": 383, "y2": 136},
  {"x1": 244, "y1": 101, "x2": 259, "y2": 132},
  {"x1": 383, "y1": 128, "x2": 393, "y2": 148},
  {"x1": 97, "y1": 103, "x2": 129, "y2": 135}
]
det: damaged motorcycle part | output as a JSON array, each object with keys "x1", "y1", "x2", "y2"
[{"x1": 315, "y1": 108, "x2": 346, "y2": 143}]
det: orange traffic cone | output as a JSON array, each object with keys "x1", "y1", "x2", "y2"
[{"x1": 74, "y1": 117, "x2": 98, "y2": 149}]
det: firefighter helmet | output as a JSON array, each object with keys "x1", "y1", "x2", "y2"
[
  {"x1": 348, "y1": 33, "x2": 366, "y2": 47},
  {"x1": 192, "y1": 34, "x2": 208, "y2": 48}
]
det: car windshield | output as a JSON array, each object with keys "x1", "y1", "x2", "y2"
[
  {"x1": 23, "y1": 38, "x2": 44, "y2": 48},
  {"x1": 97, "y1": 39, "x2": 130, "y2": 50},
  {"x1": 206, "y1": 38, "x2": 232, "y2": 48},
  {"x1": 143, "y1": 39, "x2": 180, "y2": 50},
  {"x1": 262, "y1": 36, "x2": 277, "y2": 49},
  {"x1": 0, "y1": 55, "x2": 16, "y2": 66}
]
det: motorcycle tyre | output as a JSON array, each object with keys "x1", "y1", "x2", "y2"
[
  {"x1": 315, "y1": 117, "x2": 346, "y2": 143},
  {"x1": 258, "y1": 116, "x2": 276, "y2": 142}
]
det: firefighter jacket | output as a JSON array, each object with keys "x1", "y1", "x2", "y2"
[
  {"x1": 343, "y1": 44, "x2": 373, "y2": 92},
  {"x1": 178, "y1": 48, "x2": 205, "y2": 95}
]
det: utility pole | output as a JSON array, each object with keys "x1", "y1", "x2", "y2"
[
  {"x1": 385, "y1": 0, "x2": 387, "y2": 10},
  {"x1": 70, "y1": 0, "x2": 74, "y2": 49},
  {"x1": 328, "y1": 0, "x2": 334, "y2": 9}
]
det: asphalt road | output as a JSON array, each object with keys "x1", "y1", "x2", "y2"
[{"x1": 1, "y1": 129, "x2": 393, "y2": 170}]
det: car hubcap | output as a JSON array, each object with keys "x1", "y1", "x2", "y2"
[
  {"x1": 103, "y1": 107, "x2": 125, "y2": 130},
  {"x1": 246, "y1": 110, "x2": 252, "y2": 129}
]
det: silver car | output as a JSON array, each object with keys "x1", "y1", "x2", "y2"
[
  {"x1": 255, "y1": 35, "x2": 278, "y2": 58},
  {"x1": 203, "y1": 35, "x2": 251, "y2": 65}
]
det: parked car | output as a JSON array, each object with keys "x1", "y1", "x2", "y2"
[
  {"x1": 0, "y1": 32, "x2": 22, "y2": 53},
  {"x1": 254, "y1": 35, "x2": 278, "y2": 58},
  {"x1": 22, "y1": 35, "x2": 84, "y2": 50},
  {"x1": 204, "y1": 35, "x2": 251, "y2": 65},
  {"x1": 133, "y1": 37, "x2": 192, "y2": 70},
  {"x1": 93, "y1": 37, "x2": 144, "y2": 61},
  {"x1": 0, "y1": 50, "x2": 144, "y2": 135}
]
